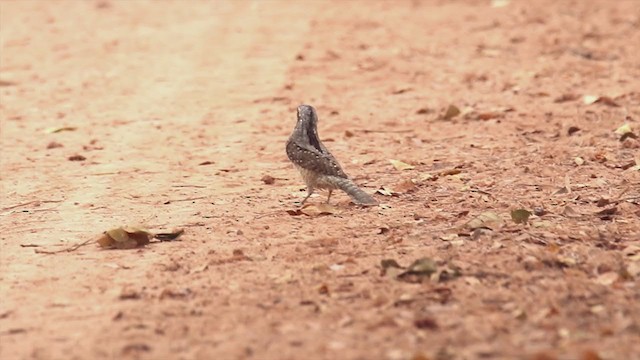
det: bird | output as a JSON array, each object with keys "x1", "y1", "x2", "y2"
[{"x1": 286, "y1": 104, "x2": 378, "y2": 206}]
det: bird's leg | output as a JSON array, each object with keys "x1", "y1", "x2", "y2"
[
  {"x1": 300, "y1": 186, "x2": 314, "y2": 205},
  {"x1": 326, "y1": 190, "x2": 333, "y2": 204}
]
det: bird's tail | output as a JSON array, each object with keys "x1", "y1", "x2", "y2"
[{"x1": 335, "y1": 178, "x2": 378, "y2": 206}]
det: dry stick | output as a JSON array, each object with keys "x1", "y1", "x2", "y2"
[
  {"x1": 358, "y1": 129, "x2": 413, "y2": 134},
  {"x1": 1, "y1": 200, "x2": 63, "y2": 212},
  {"x1": 169, "y1": 196, "x2": 208, "y2": 202},
  {"x1": 34, "y1": 239, "x2": 93, "y2": 254},
  {"x1": 610, "y1": 195, "x2": 640, "y2": 204}
]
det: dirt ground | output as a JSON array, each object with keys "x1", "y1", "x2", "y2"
[{"x1": 1, "y1": 0, "x2": 639, "y2": 359}]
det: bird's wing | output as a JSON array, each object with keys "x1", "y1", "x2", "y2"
[{"x1": 286, "y1": 140, "x2": 349, "y2": 178}]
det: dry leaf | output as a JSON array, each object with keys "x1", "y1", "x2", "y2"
[
  {"x1": 491, "y1": 0, "x2": 510, "y2": 7},
  {"x1": 389, "y1": 159, "x2": 415, "y2": 171},
  {"x1": 393, "y1": 179, "x2": 417, "y2": 194},
  {"x1": 380, "y1": 259, "x2": 403, "y2": 276},
  {"x1": 44, "y1": 126, "x2": 77, "y2": 134},
  {"x1": 595, "y1": 207, "x2": 617, "y2": 220},
  {"x1": 465, "y1": 212, "x2": 503, "y2": 230},
  {"x1": 615, "y1": 123, "x2": 633, "y2": 135},
  {"x1": 98, "y1": 226, "x2": 152, "y2": 249},
  {"x1": 476, "y1": 112, "x2": 503, "y2": 121},
  {"x1": 154, "y1": 229, "x2": 184, "y2": 241},
  {"x1": 261, "y1": 175, "x2": 275, "y2": 185},
  {"x1": 440, "y1": 168, "x2": 462, "y2": 176},
  {"x1": 299, "y1": 203, "x2": 338, "y2": 217},
  {"x1": 47, "y1": 142, "x2": 63, "y2": 149},
  {"x1": 397, "y1": 258, "x2": 438, "y2": 283},
  {"x1": 510, "y1": 209, "x2": 532, "y2": 224},
  {"x1": 595, "y1": 272, "x2": 618, "y2": 286},
  {"x1": 562, "y1": 206, "x2": 581, "y2": 218},
  {"x1": 442, "y1": 105, "x2": 461, "y2": 120},
  {"x1": 376, "y1": 186, "x2": 395, "y2": 196},
  {"x1": 554, "y1": 93, "x2": 579, "y2": 103},
  {"x1": 567, "y1": 126, "x2": 581, "y2": 135},
  {"x1": 68, "y1": 155, "x2": 86, "y2": 161},
  {"x1": 583, "y1": 95, "x2": 620, "y2": 107}
]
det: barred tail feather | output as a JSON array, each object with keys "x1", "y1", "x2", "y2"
[{"x1": 336, "y1": 178, "x2": 378, "y2": 206}]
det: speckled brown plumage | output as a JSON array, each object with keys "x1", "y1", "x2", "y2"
[{"x1": 286, "y1": 104, "x2": 378, "y2": 206}]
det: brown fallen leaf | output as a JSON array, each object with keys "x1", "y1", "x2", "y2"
[
  {"x1": 583, "y1": 95, "x2": 620, "y2": 107},
  {"x1": 595, "y1": 207, "x2": 617, "y2": 220},
  {"x1": 397, "y1": 258, "x2": 438, "y2": 283},
  {"x1": 567, "y1": 126, "x2": 581, "y2": 135},
  {"x1": 393, "y1": 179, "x2": 417, "y2": 194},
  {"x1": 154, "y1": 228, "x2": 184, "y2": 241},
  {"x1": 465, "y1": 212, "x2": 503, "y2": 231},
  {"x1": 554, "y1": 93, "x2": 580, "y2": 103},
  {"x1": 380, "y1": 259, "x2": 403, "y2": 277},
  {"x1": 476, "y1": 111, "x2": 503, "y2": 121},
  {"x1": 299, "y1": 203, "x2": 338, "y2": 217},
  {"x1": 389, "y1": 159, "x2": 415, "y2": 171},
  {"x1": 68, "y1": 155, "x2": 86, "y2": 161},
  {"x1": 510, "y1": 209, "x2": 532, "y2": 224},
  {"x1": 562, "y1": 206, "x2": 581, "y2": 218},
  {"x1": 261, "y1": 175, "x2": 275, "y2": 185},
  {"x1": 413, "y1": 316, "x2": 439, "y2": 330},
  {"x1": 45, "y1": 126, "x2": 77, "y2": 134},
  {"x1": 439, "y1": 168, "x2": 462, "y2": 176},
  {"x1": 441, "y1": 105, "x2": 461, "y2": 120},
  {"x1": 376, "y1": 186, "x2": 396, "y2": 197},
  {"x1": 98, "y1": 226, "x2": 152, "y2": 249},
  {"x1": 46, "y1": 141, "x2": 63, "y2": 149}
]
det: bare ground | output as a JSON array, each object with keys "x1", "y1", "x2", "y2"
[{"x1": 1, "y1": 1, "x2": 639, "y2": 359}]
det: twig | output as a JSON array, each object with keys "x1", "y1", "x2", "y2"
[
  {"x1": 34, "y1": 239, "x2": 93, "y2": 254},
  {"x1": 168, "y1": 196, "x2": 207, "y2": 202},
  {"x1": 1, "y1": 200, "x2": 63, "y2": 212},
  {"x1": 610, "y1": 195, "x2": 640, "y2": 204},
  {"x1": 254, "y1": 209, "x2": 284, "y2": 219},
  {"x1": 358, "y1": 129, "x2": 414, "y2": 134}
]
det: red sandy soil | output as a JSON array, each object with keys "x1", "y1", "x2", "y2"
[{"x1": 1, "y1": 1, "x2": 639, "y2": 359}]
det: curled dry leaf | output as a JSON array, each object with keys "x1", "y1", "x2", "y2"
[
  {"x1": 376, "y1": 186, "x2": 396, "y2": 197},
  {"x1": 98, "y1": 226, "x2": 152, "y2": 249},
  {"x1": 68, "y1": 155, "x2": 86, "y2": 161},
  {"x1": 380, "y1": 259, "x2": 403, "y2": 277},
  {"x1": 554, "y1": 93, "x2": 580, "y2": 103},
  {"x1": 261, "y1": 175, "x2": 275, "y2": 185},
  {"x1": 615, "y1": 123, "x2": 632, "y2": 135},
  {"x1": 595, "y1": 207, "x2": 617, "y2": 220},
  {"x1": 567, "y1": 126, "x2": 581, "y2": 135},
  {"x1": 389, "y1": 159, "x2": 415, "y2": 171},
  {"x1": 46, "y1": 141, "x2": 63, "y2": 149},
  {"x1": 299, "y1": 203, "x2": 338, "y2": 217},
  {"x1": 397, "y1": 258, "x2": 438, "y2": 283},
  {"x1": 465, "y1": 212, "x2": 503, "y2": 231},
  {"x1": 442, "y1": 105, "x2": 461, "y2": 120},
  {"x1": 562, "y1": 205, "x2": 581, "y2": 218},
  {"x1": 491, "y1": 0, "x2": 511, "y2": 7},
  {"x1": 154, "y1": 228, "x2": 184, "y2": 241},
  {"x1": 393, "y1": 179, "x2": 417, "y2": 194},
  {"x1": 439, "y1": 168, "x2": 462, "y2": 176},
  {"x1": 510, "y1": 209, "x2": 532, "y2": 224},
  {"x1": 583, "y1": 95, "x2": 620, "y2": 107},
  {"x1": 44, "y1": 126, "x2": 77, "y2": 134}
]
